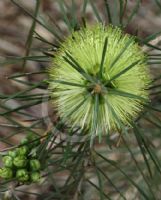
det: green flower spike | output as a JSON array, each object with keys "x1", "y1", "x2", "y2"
[{"x1": 49, "y1": 24, "x2": 150, "y2": 139}]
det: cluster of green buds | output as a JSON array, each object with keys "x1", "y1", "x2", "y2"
[{"x1": 0, "y1": 133, "x2": 41, "y2": 184}]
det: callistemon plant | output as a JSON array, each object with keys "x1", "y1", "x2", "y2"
[
  {"x1": 49, "y1": 24, "x2": 150, "y2": 139},
  {"x1": 1, "y1": 0, "x2": 161, "y2": 199}
]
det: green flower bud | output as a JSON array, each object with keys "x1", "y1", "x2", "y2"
[
  {"x1": 26, "y1": 133, "x2": 40, "y2": 148},
  {"x1": 29, "y1": 147, "x2": 38, "y2": 158},
  {"x1": 30, "y1": 172, "x2": 41, "y2": 183},
  {"x1": 30, "y1": 159, "x2": 41, "y2": 171},
  {"x1": 0, "y1": 168, "x2": 13, "y2": 179},
  {"x1": 8, "y1": 150, "x2": 17, "y2": 158},
  {"x1": 13, "y1": 156, "x2": 27, "y2": 168},
  {"x1": 16, "y1": 169, "x2": 29, "y2": 182},
  {"x1": 16, "y1": 146, "x2": 29, "y2": 156},
  {"x1": 27, "y1": 133, "x2": 38, "y2": 141},
  {"x1": 2, "y1": 156, "x2": 13, "y2": 168},
  {"x1": 20, "y1": 138, "x2": 29, "y2": 145}
]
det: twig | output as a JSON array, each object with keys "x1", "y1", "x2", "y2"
[{"x1": 143, "y1": 35, "x2": 161, "y2": 52}]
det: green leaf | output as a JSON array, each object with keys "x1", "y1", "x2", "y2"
[
  {"x1": 119, "y1": 0, "x2": 127, "y2": 26},
  {"x1": 22, "y1": 0, "x2": 41, "y2": 70},
  {"x1": 105, "y1": 59, "x2": 141, "y2": 86},
  {"x1": 99, "y1": 37, "x2": 108, "y2": 79},
  {"x1": 110, "y1": 38, "x2": 133, "y2": 69},
  {"x1": 0, "y1": 110, "x2": 39, "y2": 145},
  {"x1": 64, "y1": 142, "x2": 89, "y2": 187},
  {"x1": 113, "y1": 0, "x2": 120, "y2": 26},
  {"x1": 0, "y1": 102, "x2": 38, "y2": 119},
  {"x1": 143, "y1": 31, "x2": 161, "y2": 44},
  {"x1": 122, "y1": 136, "x2": 156, "y2": 199},
  {"x1": 15, "y1": 189, "x2": 40, "y2": 197},
  {"x1": 150, "y1": 90, "x2": 161, "y2": 96},
  {"x1": 2, "y1": 81, "x2": 44, "y2": 102},
  {"x1": 144, "y1": 116, "x2": 161, "y2": 130},
  {"x1": 104, "y1": 0, "x2": 112, "y2": 24},
  {"x1": 148, "y1": 54, "x2": 161, "y2": 57},
  {"x1": 0, "y1": 55, "x2": 50, "y2": 66},
  {"x1": 82, "y1": 0, "x2": 88, "y2": 16},
  {"x1": 86, "y1": 179, "x2": 112, "y2": 200},
  {"x1": 154, "y1": 0, "x2": 161, "y2": 9},
  {"x1": 124, "y1": 0, "x2": 141, "y2": 27},
  {"x1": 58, "y1": 0, "x2": 73, "y2": 31},
  {"x1": 90, "y1": 94, "x2": 99, "y2": 145},
  {"x1": 0, "y1": 99, "x2": 43, "y2": 116},
  {"x1": 34, "y1": 31, "x2": 59, "y2": 47},
  {"x1": 133, "y1": 123, "x2": 161, "y2": 175},
  {"x1": 71, "y1": 0, "x2": 78, "y2": 30},
  {"x1": 152, "y1": 74, "x2": 161, "y2": 82},
  {"x1": 11, "y1": 0, "x2": 62, "y2": 41},
  {"x1": 145, "y1": 104, "x2": 161, "y2": 113},
  {"x1": 140, "y1": 132, "x2": 161, "y2": 174},
  {"x1": 95, "y1": 168, "x2": 105, "y2": 200},
  {"x1": 95, "y1": 151, "x2": 150, "y2": 200},
  {"x1": 96, "y1": 166, "x2": 126, "y2": 200},
  {"x1": 50, "y1": 79, "x2": 86, "y2": 88},
  {"x1": 142, "y1": 42, "x2": 161, "y2": 51},
  {"x1": 108, "y1": 89, "x2": 148, "y2": 102},
  {"x1": 89, "y1": 0, "x2": 103, "y2": 23},
  {"x1": 63, "y1": 52, "x2": 95, "y2": 83},
  {"x1": 7, "y1": 71, "x2": 46, "y2": 79},
  {"x1": 148, "y1": 57, "x2": 161, "y2": 60},
  {"x1": 146, "y1": 112, "x2": 161, "y2": 128}
]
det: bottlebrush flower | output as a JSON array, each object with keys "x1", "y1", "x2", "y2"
[{"x1": 49, "y1": 24, "x2": 150, "y2": 139}]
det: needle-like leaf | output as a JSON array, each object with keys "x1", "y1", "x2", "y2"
[
  {"x1": 63, "y1": 52, "x2": 95, "y2": 83},
  {"x1": 89, "y1": 0, "x2": 103, "y2": 23},
  {"x1": 104, "y1": 0, "x2": 112, "y2": 24},
  {"x1": 105, "y1": 59, "x2": 141, "y2": 86},
  {"x1": 110, "y1": 38, "x2": 133, "y2": 69},
  {"x1": 99, "y1": 37, "x2": 108, "y2": 79}
]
